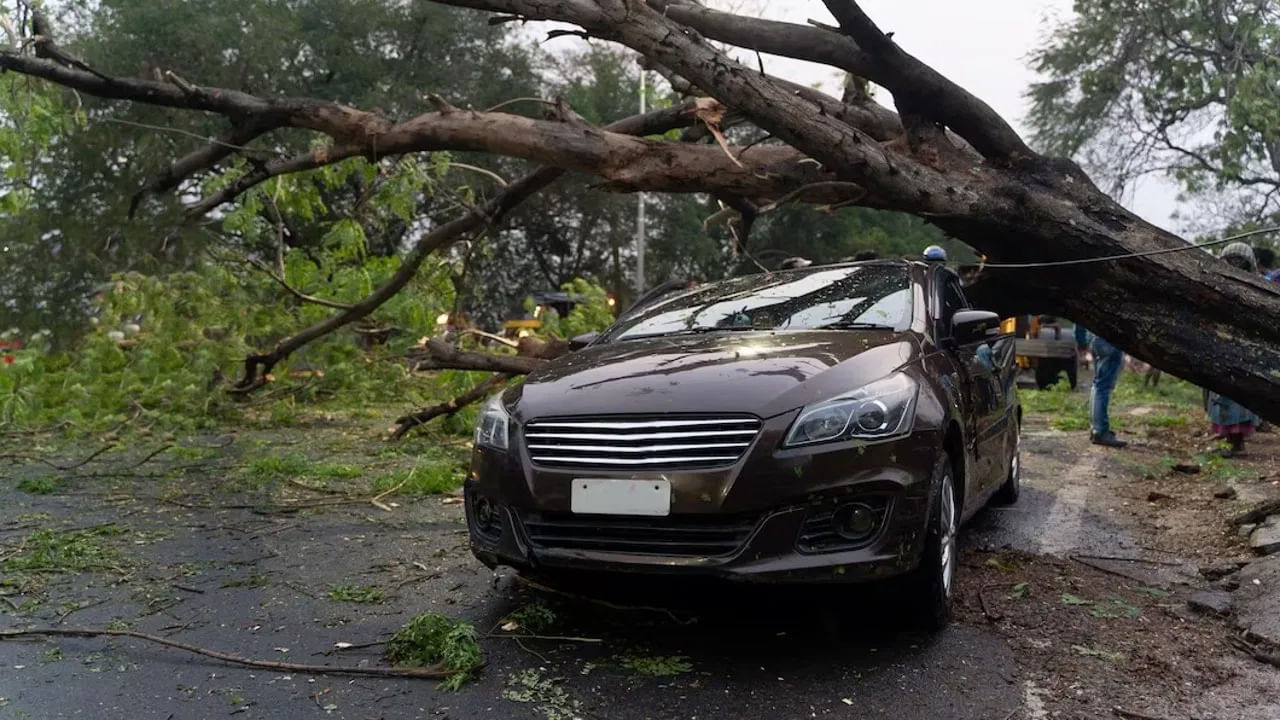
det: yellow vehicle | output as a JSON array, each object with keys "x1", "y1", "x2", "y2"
[
  {"x1": 501, "y1": 291, "x2": 592, "y2": 338},
  {"x1": 1000, "y1": 315, "x2": 1080, "y2": 389}
]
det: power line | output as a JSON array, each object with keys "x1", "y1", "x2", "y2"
[{"x1": 961, "y1": 226, "x2": 1280, "y2": 270}]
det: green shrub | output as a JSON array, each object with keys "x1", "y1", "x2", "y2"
[{"x1": 15, "y1": 476, "x2": 59, "y2": 494}]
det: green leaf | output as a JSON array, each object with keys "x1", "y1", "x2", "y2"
[
  {"x1": 1009, "y1": 582, "x2": 1030, "y2": 600},
  {"x1": 1060, "y1": 593, "x2": 1092, "y2": 606}
]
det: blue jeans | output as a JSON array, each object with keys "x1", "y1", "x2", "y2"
[{"x1": 1090, "y1": 336, "x2": 1124, "y2": 436}]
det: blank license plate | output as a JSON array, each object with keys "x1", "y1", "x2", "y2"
[{"x1": 571, "y1": 479, "x2": 671, "y2": 516}]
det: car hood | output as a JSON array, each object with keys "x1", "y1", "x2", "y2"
[{"x1": 509, "y1": 330, "x2": 920, "y2": 419}]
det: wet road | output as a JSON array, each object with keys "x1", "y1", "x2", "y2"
[{"x1": 0, "y1": 426, "x2": 1228, "y2": 719}]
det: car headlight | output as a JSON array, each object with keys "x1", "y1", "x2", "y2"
[
  {"x1": 783, "y1": 373, "x2": 918, "y2": 447},
  {"x1": 474, "y1": 393, "x2": 510, "y2": 451}
]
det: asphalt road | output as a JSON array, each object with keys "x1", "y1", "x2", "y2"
[{"x1": 0, "y1": 425, "x2": 1262, "y2": 720}]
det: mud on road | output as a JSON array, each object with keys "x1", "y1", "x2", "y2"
[{"x1": 1, "y1": 391, "x2": 1278, "y2": 720}]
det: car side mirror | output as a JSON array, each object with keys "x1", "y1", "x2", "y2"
[
  {"x1": 951, "y1": 310, "x2": 1002, "y2": 345},
  {"x1": 569, "y1": 331, "x2": 600, "y2": 351}
]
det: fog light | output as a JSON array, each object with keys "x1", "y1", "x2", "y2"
[
  {"x1": 832, "y1": 503, "x2": 878, "y2": 540},
  {"x1": 472, "y1": 495, "x2": 501, "y2": 538}
]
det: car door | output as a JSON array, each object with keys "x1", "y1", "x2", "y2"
[{"x1": 933, "y1": 271, "x2": 1005, "y2": 493}]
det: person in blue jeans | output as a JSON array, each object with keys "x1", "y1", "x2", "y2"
[
  {"x1": 1074, "y1": 324, "x2": 1090, "y2": 370},
  {"x1": 1089, "y1": 334, "x2": 1127, "y2": 448}
]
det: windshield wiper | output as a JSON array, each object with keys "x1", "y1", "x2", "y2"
[{"x1": 820, "y1": 321, "x2": 895, "y2": 330}]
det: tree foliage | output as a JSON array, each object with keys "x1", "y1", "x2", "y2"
[
  {"x1": 0, "y1": 0, "x2": 541, "y2": 338},
  {"x1": 1028, "y1": 0, "x2": 1280, "y2": 230}
]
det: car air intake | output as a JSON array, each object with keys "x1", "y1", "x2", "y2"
[
  {"x1": 523, "y1": 416, "x2": 761, "y2": 470},
  {"x1": 519, "y1": 511, "x2": 758, "y2": 557}
]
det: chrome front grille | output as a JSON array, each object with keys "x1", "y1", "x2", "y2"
[{"x1": 524, "y1": 416, "x2": 761, "y2": 469}]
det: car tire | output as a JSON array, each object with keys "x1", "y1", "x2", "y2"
[
  {"x1": 905, "y1": 457, "x2": 957, "y2": 632},
  {"x1": 992, "y1": 425, "x2": 1021, "y2": 505}
]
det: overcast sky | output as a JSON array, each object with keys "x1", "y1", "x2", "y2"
[{"x1": 705, "y1": 0, "x2": 1182, "y2": 231}]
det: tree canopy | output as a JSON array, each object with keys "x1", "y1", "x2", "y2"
[
  {"x1": 1029, "y1": 0, "x2": 1280, "y2": 232},
  {"x1": 0, "y1": 0, "x2": 1277, "y2": 419}
]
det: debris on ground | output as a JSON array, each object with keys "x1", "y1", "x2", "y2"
[
  {"x1": 1187, "y1": 590, "x2": 1233, "y2": 616},
  {"x1": 1248, "y1": 517, "x2": 1280, "y2": 556},
  {"x1": 1235, "y1": 555, "x2": 1280, "y2": 647}
]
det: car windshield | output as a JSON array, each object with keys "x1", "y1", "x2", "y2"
[{"x1": 601, "y1": 264, "x2": 913, "y2": 342}]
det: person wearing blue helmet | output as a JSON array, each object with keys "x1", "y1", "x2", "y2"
[{"x1": 923, "y1": 245, "x2": 947, "y2": 261}]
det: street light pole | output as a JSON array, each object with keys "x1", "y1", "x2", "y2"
[{"x1": 635, "y1": 63, "x2": 646, "y2": 297}]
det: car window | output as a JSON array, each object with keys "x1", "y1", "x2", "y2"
[
  {"x1": 601, "y1": 264, "x2": 913, "y2": 342},
  {"x1": 937, "y1": 274, "x2": 969, "y2": 336}
]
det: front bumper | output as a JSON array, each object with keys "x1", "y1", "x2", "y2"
[{"x1": 465, "y1": 421, "x2": 942, "y2": 584}]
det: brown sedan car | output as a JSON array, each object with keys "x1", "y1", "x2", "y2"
[{"x1": 466, "y1": 260, "x2": 1021, "y2": 629}]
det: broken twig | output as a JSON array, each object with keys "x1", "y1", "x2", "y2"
[
  {"x1": 514, "y1": 576, "x2": 697, "y2": 625},
  {"x1": 0, "y1": 627, "x2": 452, "y2": 679}
]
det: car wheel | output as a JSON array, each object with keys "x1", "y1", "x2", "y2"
[
  {"x1": 906, "y1": 458, "x2": 957, "y2": 632},
  {"x1": 992, "y1": 425, "x2": 1021, "y2": 505}
]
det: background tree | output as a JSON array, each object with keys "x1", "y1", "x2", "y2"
[
  {"x1": 1028, "y1": 0, "x2": 1280, "y2": 234},
  {"x1": 0, "y1": 0, "x2": 542, "y2": 338}
]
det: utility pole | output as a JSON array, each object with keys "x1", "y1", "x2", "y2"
[{"x1": 635, "y1": 62, "x2": 646, "y2": 297}]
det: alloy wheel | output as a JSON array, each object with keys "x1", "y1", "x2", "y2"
[{"x1": 939, "y1": 473, "x2": 957, "y2": 597}]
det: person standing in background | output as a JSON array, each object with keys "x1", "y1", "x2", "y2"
[
  {"x1": 1074, "y1": 323, "x2": 1090, "y2": 371},
  {"x1": 1089, "y1": 333, "x2": 1127, "y2": 448},
  {"x1": 1206, "y1": 243, "x2": 1263, "y2": 455},
  {"x1": 1253, "y1": 246, "x2": 1277, "y2": 282}
]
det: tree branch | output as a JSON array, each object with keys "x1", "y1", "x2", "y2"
[
  {"x1": 188, "y1": 151, "x2": 338, "y2": 219},
  {"x1": 645, "y1": 0, "x2": 903, "y2": 141},
  {"x1": 392, "y1": 373, "x2": 513, "y2": 440},
  {"x1": 820, "y1": 0, "x2": 1032, "y2": 161},
  {"x1": 228, "y1": 100, "x2": 701, "y2": 392},
  {"x1": 129, "y1": 118, "x2": 281, "y2": 218},
  {"x1": 0, "y1": 627, "x2": 452, "y2": 680},
  {"x1": 246, "y1": 257, "x2": 353, "y2": 310},
  {"x1": 409, "y1": 339, "x2": 544, "y2": 375}
]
